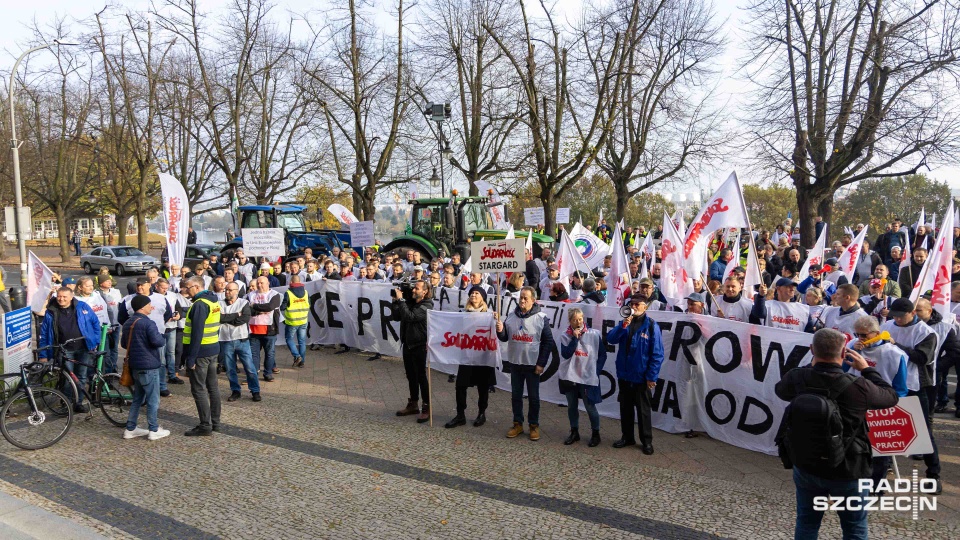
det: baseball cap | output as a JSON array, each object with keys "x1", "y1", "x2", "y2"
[
  {"x1": 684, "y1": 292, "x2": 706, "y2": 304},
  {"x1": 809, "y1": 264, "x2": 823, "y2": 271},
  {"x1": 62, "y1": 276, "x2": 77, "y2": 285},
  {"x1": 825, "y1": 257, "x2": 839, "y2": 266},
  {"x1": 888, "y1": 298, "x2": 914, "y2": 318},
  {"x1": 96, "y1": 274, "x2": 112, "y2": 286},
  {"x1": 628, "y1": 293, "x2": 648, "y2": 304},
  {"x1": 870, "y1": 278, "x2": 883, "y2": 288},
  {"x1": 260, "y1": 262, "x2": 272, "y2": 270},
  {"x1": 775, "y1": 278, "x2": 797, "y2": 288},
  {"x1": 638, "y1": 277, "x2": 655, "y2": 287}
]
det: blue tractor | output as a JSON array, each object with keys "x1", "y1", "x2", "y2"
[{"x1": 222, "y1": 204, "x2": 349, "y2": 260}]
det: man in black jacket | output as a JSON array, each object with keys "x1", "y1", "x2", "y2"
[
  {"x1": 775, "y1": 329, "x2": 898, "y2": 539},
  {"x1": 392, "y1": 280, "x2": 434, "y2": 423},
  {"x1": 121, "y1": 295, "x2": 169, "y2": 440}
]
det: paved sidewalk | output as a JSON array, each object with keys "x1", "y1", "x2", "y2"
[
  {"x1": 0, "y1": 345, "x2": 955, "y2": 539},
  {"x1": 0, "y1": 490, "x2": 108, "y2": 539}
]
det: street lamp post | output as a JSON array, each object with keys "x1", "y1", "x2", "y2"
[
  {"x1": 424, "y1": 103, "x2": 451, "y2": 195},
  {"x1": 8, "y1": 40, "x2": 76, "y2": 286}
]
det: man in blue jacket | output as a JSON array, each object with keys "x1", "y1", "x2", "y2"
[
  {"x1": 121, "y1": 295, "x2": 169, "y2": 440},
  {"x1": 709, "y1": 249, "x2": 733, "y2": 283},
  {"x1": 607, "y1": 292, "x2": 664, "y2": 455},
  {"x1": 39, "y1": 287, "x2": 102, "y2": 412}
]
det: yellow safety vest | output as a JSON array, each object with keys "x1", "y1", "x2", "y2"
[
  {"x1": 283, "y1": 289, "x2": 309, "y2": 327},
  {"x1": 184, "y1": 298, "x2": 221, "y2": 345}
]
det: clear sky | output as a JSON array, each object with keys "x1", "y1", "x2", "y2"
[{"x1": 3, "y1": 0, "x2": 958, "y2": 195}]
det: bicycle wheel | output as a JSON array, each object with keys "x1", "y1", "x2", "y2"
[
  {"x1": 0, "y1": 387, "x2": 73, "y2": 450},
  {"x1": 97, "y1": 374, "x2": 130, "y2": 427},
  {"x1": 32, "y1": 369, "x2": 76, "y2": 418}
]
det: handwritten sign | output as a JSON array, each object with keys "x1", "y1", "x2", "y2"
[
  {"x1": 524, "y1": 207, "x2": 545, "y2": 226},
  {"x1": 556, "y1": 208, "x2": 570, "y2": 224},
  {"x1": 349, "y1": 221, "x2": 375, "y2": 247},
  {"x1": 470, "y1": 238, "x2": 526, "y2": 272},
  {"x1": 241, "y1": 228, "x2": 285, "y2": 258}
]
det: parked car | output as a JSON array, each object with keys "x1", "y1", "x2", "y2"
[
  {"x1": 81, "y1": 246, "x2": 160, "y2": 276},
  {"x1": 160, "y1": 244, "x2": 220, "y2": 271}
]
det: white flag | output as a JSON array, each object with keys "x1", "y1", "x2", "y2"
[
  {"x1": 721, "y1": 255, "x2": 738, "y2": 283},
  {"x1": 490, "y1": 204, "x2": 508, "y2": 229},
  {"x1": 673, "y1": 209, "x2": 686, "y2": 237},
  {"x1": 474, "y1": 180, "x2": 501, "y2": 204},
  {"x1": 911, "y1": 202, "x2": 954, "y2": 305},
  {"x1": 328, "y1": 204, "x2": 359, "y2": 225},
  {"x1": 844, "y1": 226, "x2": 853, "y2": 237},
  {"x1": 557, "y1": 230, "x2": 590, "y2": 292},
  {"x1": 915, "y1": 207, "x2": 926, "y2": 234},
  {"x1": 660, "y1": 212, "x2": 691, "y2": 307},
  {"x1": 925, "y1": 202, "x2": 955, "y2": 318},
  {"x1": 607, "y1": 222, "x2": 632, "y2": 307},
  {"x1": 505, "y1": 225, "x2": 515, "y2": 239},
  {"x1": 159, "y1": 173, "x2": 190, "y2": 268},
  {"x1": 427, "y1": 311, "x2": 501, "y2": 367},
  {"x1": 524, "y1": 228, "x2": 533, "y2": 255},
  {"x1": 798, "y1": 226, "x2": 828, "y2": 283},
  {"x1": 27, "y1": 251, "x2": 54, "y2": 314},
  {"x1": 637, "y1": 231, "x2": 654, "y2": 279},
  {"x1": 931, "y1": 213, "x2": 937, "y2": 232},
  {"x1": 569, "y1": 222, "x2": 611, "y2": 269},
  {"x1": 837, "y1": 226, "x2": 868, "y2": 284},
  {"x1": 899, "y1": 229, "x2": 912, "y2": 276},
  {"x1": 682, "y1": 172, "x2": 750, "y2": 277},
  {"x1": 407, "y1": 181, "x2": 419, "y2": 200},
  {"x1": 597, "y1": 208, "x2": 604, "y2": 229},
  {"x1": 742, "y1": 233, "x2": 763, "y2": 299}
]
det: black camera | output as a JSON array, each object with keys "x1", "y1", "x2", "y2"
[{"x1": 391, "y1": 278, "x2": 416, "y2": 300}]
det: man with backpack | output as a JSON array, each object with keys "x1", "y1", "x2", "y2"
[{"x1": 775, "y1": 328, "x2": 898, "y2": 539}]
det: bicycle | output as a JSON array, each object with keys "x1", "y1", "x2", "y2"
[
  {"x1": 0, "y1": 361, "x2": 73, "y2": 450},
  {"x1": 33, "y1": 327, "x2": 132, "y2": 428}
]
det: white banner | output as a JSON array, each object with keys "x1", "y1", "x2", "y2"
[
  {"x1": 569, "y1": 222, "x2": 611, "y2": 269},
  {"x1": 427, "y1": 311, "x2": 501, "y2": 367},
  {"x1": 524, "y1": 207, "x2": 545, "y2": 226},
  {"x1": 27, "y1": 250, "x2": 54, "y2": 314},
  {"x1": 490, "y1": 204, "x2": 508, "y2": 229},
  {"x1": 300, "y1": 280, "x2": 817, "y2": 455},
  {"x1": 471, "y1": 239, "x2": 526, "y2": 273},
  {"x1": 159, "y1": 173, "x2": 190, "y2": 268},
  {"x1": 328, "y1": 204, "x2": 359, "y2": 225},
  {"x1": 241, "y1": 228, "x2": 285, "y2": 259}
]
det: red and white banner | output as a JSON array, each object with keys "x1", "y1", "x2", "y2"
[
  {"x1": 159, "y1": 173, "x2": 190, "y2": 268},
  {"x1": 637, "y1": 230, "x2": 654, "y2": 278},
  {"x1": 837, "y1": 225, "x2": 868, "y2": 284},
  {"x1": 327, "y1": 204, "x2": 359, "y2": 225},
  {"x1": 606, "y1": 222, "x2": 632, "y2": 307},
  {"x1": 426, "y1": 311, "x2": 501, "y2": 367},
  {"x1": 798, "y1": 226, "x2": 827, "y2": 282},
  {"x1": 27, "y1": 250, "x2": 54, "y2": 314},
  {"x1": 742, "y1": 233, "x2": 763, "y2": 299},
  {"x1": 683, "y1": 171, "x2": 750, "y2": 278}
]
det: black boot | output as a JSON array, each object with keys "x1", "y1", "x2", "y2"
[
  {"x1": 444, "y1": 414, "x2": 466, "y2": 429},
  {"x1": 563, "y1": 429, "x2": 580, "y2": 445},
  {"x1": 473, "y1": 412, "x2": 486, "y2": 427},
  {"x1": 588, "y1": 430, "x2": 601, "y2": 447}
]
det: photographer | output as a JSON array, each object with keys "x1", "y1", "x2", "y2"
[{"x1": 392, "y1": 280, "x2": 434, "y2": 423}]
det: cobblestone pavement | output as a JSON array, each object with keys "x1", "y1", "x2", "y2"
[{"x1": 0, "y1": 345, "x2": 957, "y2": 539}]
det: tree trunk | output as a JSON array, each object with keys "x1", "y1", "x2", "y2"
[
  {"x1": 116, "y1": 214, "x2": 129, "y2": 245},
  {"x1": 56, "y1": 212, "x2": 71, "y2": 263},
  {"x1": 614, "y1": 174, "x2": 629, "y2": 224},
  {"x1": 361, "y1": 186, "x2": 376, "y2": 221},
  {"x1": 136, "y1": 204, "x2": 148, "y2": 252},
  {"x1": 817, "y1": 197, "x2": 834, "y2": 240},
  {"x1": 540, "y1": 184, "x2": 555, "y2": 240}
]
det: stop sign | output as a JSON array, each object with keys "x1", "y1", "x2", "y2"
[{"x1": 866, "y1": 405, "x2": 917, "y2": 455}]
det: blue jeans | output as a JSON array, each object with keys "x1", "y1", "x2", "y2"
[
  {"x1": 220, "y1": 339, "x2": 260, "y2": 393},
  {"x1": 126, "y1": 368, "x2": 160, "y2": 432},
  {"x1": 510, "y1": 369, "x2": 541, "y2": 425},
  {"x1": 284, "y1": 324, "x2": 307, "y2": 361},
  {"x1": 249, "y1": 334, "x2": 277, "y2": 374},
  {"x1": 565, "y1": 387, "x2": 600, "y2": 431},
  {"x1": 156, "y1": 342, "x2": 168, "y2": 392},
  {"x1": 63, "y1": 349, "x2": 91, "y2": 405},
  {"x1": 103, "y1": 330, "x2": 119, "y2": 375},
  {"x1": 163, "y1": 330, "x2": 178, "y2": 380},
  {"x1": 793, "y1": 468, "x2": 868, "y2": 540}
]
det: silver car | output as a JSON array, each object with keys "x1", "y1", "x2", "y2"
[{"x1": 81, "y1": 246, "x2": 160, "y2": 276}]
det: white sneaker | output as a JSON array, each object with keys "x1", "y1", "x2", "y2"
[
  {"x1": 123, "y1": 427, "x2": 150, "y2": 439},
  {"x1": 148, "y1": 428, "x2": 170, "y2": 441}
]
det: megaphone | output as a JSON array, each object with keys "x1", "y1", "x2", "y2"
[{"x1": 619, "y1": 305, "x2": 633, "y2": 318}]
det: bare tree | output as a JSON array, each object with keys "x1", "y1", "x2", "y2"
[
  {"x1": 743, "y1": 0, "x2": 960, "y2": 244},
  {"x1": 305, "y1": 0, "x2": 414, "y2": 219},
  {"x1": 596, "y1": 0, "x2": 723, "y2": 221},
  {"x1": 417, "y1": 0, "x2": 527, "y2": 196},
  {"x1": 485, "y1": 0, "x2": 635, "y2": 235}
]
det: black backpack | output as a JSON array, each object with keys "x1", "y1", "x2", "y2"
[{"x1": 776, "y1": 374, "x2": 856, "y2": 470}]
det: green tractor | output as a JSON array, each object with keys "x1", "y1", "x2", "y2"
[{"x1": 383, "y1": 194, "x2": 554, "y2": 261}]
